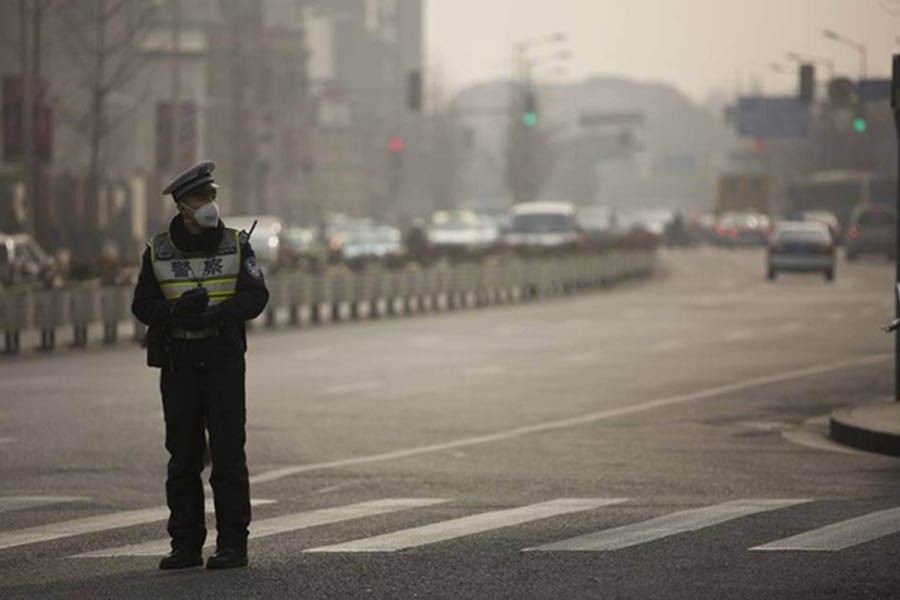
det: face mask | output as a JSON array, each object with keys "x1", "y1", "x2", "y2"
[{"x1": 182, "y1": 201, "x2": 220, "y2": 229}]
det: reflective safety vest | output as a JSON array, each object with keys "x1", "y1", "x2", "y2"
[{"x1": 150, "y1": 228, "x2": 242, "y2": 338}]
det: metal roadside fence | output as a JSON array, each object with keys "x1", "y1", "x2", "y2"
[{"x1": 0, "y1": 249, "x2": 656, "y2": 356}]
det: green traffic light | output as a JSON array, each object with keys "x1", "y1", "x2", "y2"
[
  {"x1": 853, "y1": 117, "x2": 867, "y2": 133},
  {"x1": 522, "y1": 112, "x2": 538, "y2": 128}
]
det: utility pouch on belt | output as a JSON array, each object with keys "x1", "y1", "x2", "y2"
[{"x1": 146, "y1": 325, "x2": 170, "y2": 368}]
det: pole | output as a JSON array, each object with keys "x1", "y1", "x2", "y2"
[
  {"x1": 170, "y1": 0, "x2": 181, "y2": 171},
  {"x1": 892, "y1": 54, "x2": 900, "y2": 400}
]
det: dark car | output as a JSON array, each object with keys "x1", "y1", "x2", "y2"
[
  {"x1": 767, "y1": 221, "x2": 835, "y2": 282},
  {"x1": 845, "y1": 204, "x2": 896, "y2": 261},
  {"x1": 714, "y1": 212, "x2": 771, "y2": 247}
]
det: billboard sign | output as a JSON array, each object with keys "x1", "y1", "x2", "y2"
[{"x1": 737, "y1": 96, "x2": 810, "y2": 139}]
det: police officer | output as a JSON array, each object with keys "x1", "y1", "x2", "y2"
[{"x1": 132, "y1": 160, "x2": 268, "y2": 570}]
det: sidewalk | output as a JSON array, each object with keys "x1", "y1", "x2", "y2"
[{"x1": 830, "y1": 398, "x2": 900, "y2": 457}]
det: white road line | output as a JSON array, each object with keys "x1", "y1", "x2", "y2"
[
  {"x1": 305, "y1": 498, "x2": 623, "y2": 553},
  {"x1": 322, "y1": 381, "x2": 381, "y2": 396},
  {"x1": 751, "y1": 507, "x2": 900, "y2": 551},
  {"x1": 0, "y1": 496, "x2": 89, "y2": 514},
  {"x1": 726, "y1": 329, "x2": 755, "y2": 342},
  {"x1": 621, "y1": 309, "x2": 646, "y2": 319},
  {"x1": 526, "y1": 499, "x2": 809, "y2": 552},
  {"x1": 249, "y1": 354, "x2": 891, "y2": 486},
  {"x1": 827, "y1": 312, "x2": 845, "y2": 322},
  {"x1": 0, "y1": 499, "x2": 275, "y2": 552},
  {"x1": 74, "y1": 498, "x2": 446, "y2": 558},
  {"x1": 0, "y1": 437, "x2": 17, "y2": 445},
  {"x1": 651, "y1": 340, "x2": 686, "y2": 353}
]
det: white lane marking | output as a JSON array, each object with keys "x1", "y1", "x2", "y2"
[
  {"x1": 0, "y1": 437, "x2": 17, "y2": 445},
  {"x1": 306, "y1": 498, "x2": 623, "y2": 553},
  {"x1": 249, "y1": 354, "x2": 891, "y2": 486},
  {"x1": 462, "y1": 365, "x2": 505, "y2": 377},
  {"x1": 827, "y1": 312, "x2": 845, "y2": 322},
  {"x1": 751, "y1": 507, "x2": 900, "y2": 551},
  {"x1": 0, "y1": 499, "x2": 275, "y2": 552},
  {"x1": 407, "y1": 336, "x2": 445, "y2": 347},
  {"x1": 322, "y1": 381, "x2": 381, "y2": 396},
  {"x1": 0, "y1": 496, "x2": 89, "y2": 514},
  {"x1": 74, "y1": 498, "x2": 446, "y2": 558},
  {"x1": 651, "y1": 340, "x2": 686, "y2": 353},
  {"x1": 726, "y1": 329, "x2": 755, "y2": 342},
  {"x1": 621, "y1": 309, "x2": 646, "y2": 319},
  {"x1": 527, "y1": 499, "x2": 810, "y2": 552}
]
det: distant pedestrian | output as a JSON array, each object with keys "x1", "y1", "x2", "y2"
[{"x1": 132, "y1": 160, "x2": 269, "y2": 570}]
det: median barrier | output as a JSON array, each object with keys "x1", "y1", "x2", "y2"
[{"x1": 0, "y1": 248, "x2": 657, "y2": 355}]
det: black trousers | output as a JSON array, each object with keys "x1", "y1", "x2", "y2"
[{"x1": 160, "y1": 356, "x2": 250, "y2": 553}]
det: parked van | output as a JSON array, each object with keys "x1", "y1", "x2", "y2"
[{"x1": 504, "y1": 202, "x2": 581, "y2": 247}]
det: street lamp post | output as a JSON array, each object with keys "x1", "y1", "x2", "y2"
[{"x1": 823, "y1": 29, "x2": 867, "y2": 78}]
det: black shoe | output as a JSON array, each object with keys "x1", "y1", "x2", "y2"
[
  {"x1": 158, "y1": 548, "x2": 203, "y2": 570},
  {"x1": 206, "y1": 548, "x2": 248, "y2": 570}
]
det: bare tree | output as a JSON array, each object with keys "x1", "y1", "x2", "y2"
[{"x1": 52, "y1": 0, "x2": 159, "y2": 251}]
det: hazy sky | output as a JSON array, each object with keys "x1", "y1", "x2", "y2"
[{"x1": 425, "y1": 0, "x2": 900, "y2": 101}]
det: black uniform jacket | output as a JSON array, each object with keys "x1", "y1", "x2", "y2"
[{"x1": 132, "y1": 215, "x2": 270, "y2": 368}]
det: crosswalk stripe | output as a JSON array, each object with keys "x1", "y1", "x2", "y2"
[
  {"x1": 73, "y1": 498, "x2": 448, "y2": 558},
  {"x1": 525, "y1": 499, "x2": 810, "y2": 552},
  {"x1": 305, "y1": 498, "x2": 625, "y2": 553},
  {"x1": 0, "y1": 499, "x2": 275, "y2": 552},
  {"x1": 0, "y1": 496, "x2": 89, "y2": 514},
  {"x1": 750, "y1": 507, "x2": 900, "y2": 552}
]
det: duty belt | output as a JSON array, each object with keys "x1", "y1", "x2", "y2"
[{"x1": 169, "y1": 325, "x2": 222, "y2": 340}]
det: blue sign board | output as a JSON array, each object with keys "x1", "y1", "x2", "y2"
[
  {"x1": 857, "y1": 79, "x2": 891, "y2": 102},
  {"x1": 737, "y1": 96, "x2": 810, "y2": 139}
]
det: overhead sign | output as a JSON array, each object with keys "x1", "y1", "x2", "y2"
[
  {"x1": 579, "y1": 111, "x2": 645, "y2": 128},
  {"x1": 736, "y1": 96, "x2": 810, "y2": 139},
  {"x1": 857, "y1": 79, "x2": 891, "y2": 102}
]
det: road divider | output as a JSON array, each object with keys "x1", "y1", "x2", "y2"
[{"x1": 0, "y1": 249, "x2": 656, "y2": 355}]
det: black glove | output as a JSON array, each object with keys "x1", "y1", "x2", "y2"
[
  {"x1": 171, "y1": 287, "x2": 208, "y2": 317},
  {"x1": 170, "y1": 303, "x2": 225, "y2": 331}
]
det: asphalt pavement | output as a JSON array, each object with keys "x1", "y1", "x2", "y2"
[{"x1": 1, "y1": 246, "x2": 899, "y2": 599}]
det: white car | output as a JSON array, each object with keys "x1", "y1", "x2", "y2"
[
  {"x1": 767, "y1": 221, "x2": 835, "y2": 282},
  {"x1": 504, "y1": 202, "x2": 581, "y2": 247}
]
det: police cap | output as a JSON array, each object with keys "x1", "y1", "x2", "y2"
[{"x1": 162, "y1": 160, "x2": 218, "y2": 202}]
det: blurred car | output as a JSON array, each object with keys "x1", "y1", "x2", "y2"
[
  {"x1": 845, "y1": 204, "x2": 896, "y2": 261},
  {"x1": 426, "y1": 210, "x2": 499, "y2": 251},
  {"x1": 578, "y1": 205, "x2": 621, "y2": 244},
  {"x1": 279, "y1": 226, "x2": 325, "y2": 270},
  {"x1": 714, "y1": 212, "x2": 771, "y2": 247},
  {"x1": 504, "y1": 201, "x2": 581, "y2": 247},
  {"x1": 766, "y1": 221, "x2": 835, "y2": 282},
  {"x1": 0, "y1": 233, "x2": 62, "y2": 287},
  {"x1": 689, "y1": 213, "x2": 718, "y2": 244},
  {"x1": 799, "y1": 210, "x2": 842, "y2": 244},
  {"x1": 224, "y1": 215, "x2": 284, "y2": 269},
  {"x1": 328, "y1": 222, "x2": 404, "y2": 265}
]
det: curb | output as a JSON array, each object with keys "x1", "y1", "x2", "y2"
[{"x1": 830, "y1": 404, "x2": 900, "y2": 458}]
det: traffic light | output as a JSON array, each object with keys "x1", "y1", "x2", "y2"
[
  {"x1": 522, "y1": 91, "x2": 538, "y2": 128},
  {"x1": 853, "y1": 105, "x2": 867, "y2": 134},
  {"x1": 389, "y1": 136, "x2": 405, "y2": 152},
  {"x1": 407, "y1": 70, "x2": 422, "y2": 112},
  {"x1": 799, "y1": 64, "x2": 815, "y2": 104}
]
